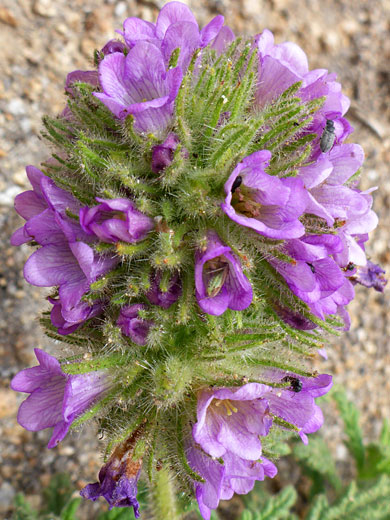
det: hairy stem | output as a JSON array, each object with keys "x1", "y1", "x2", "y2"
[{"x1": 150, "y1": 467, "x2": 180, "y2": 520}]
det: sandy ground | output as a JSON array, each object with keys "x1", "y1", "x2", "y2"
[{"x1": 0, "y1": 0, "x2": 389, "y2": 517}]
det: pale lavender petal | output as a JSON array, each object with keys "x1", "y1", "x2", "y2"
[
  {"x1": 211, "y1": 25, "x2": 235, "y2": 54},
  {"x1": 200, "y1": 15, "x2": 224, "y2": 46},
  {"x1": 326, "y1": 144, "x2": 364, "y2": 185},
  {"x1": 122, "y1": 17, "x2": 156, "y2": 43},
  {"x1": 155, "y1": 1, "x2": 197, "y2": 39}
]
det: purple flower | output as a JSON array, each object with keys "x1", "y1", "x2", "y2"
[
  {"x1": 146, "y1": 271, "x2": 182, "y2": 309},
  {"x1": 11, "y1": 349, "x2": 112, "y2": 448},
  {"x1": 193, "y1": 384, "x2": 272, "y2": 460},
  {"x1": 93, "y1": 42, "x2": 182, "y2": 135},
  {"x1": 255, "y1": 29, "x2": 354, "y2": 157},
  {"x1": 11, "y1": 166, "x2": 48, "y2": 246},
  {"x1": 332, "y1": 189, "x2": 378, "y2": 268},
  {"x1": 11, "y1": 166, "x2": 82, "y2": 247},
  {"x1": 151, "y1": 132, "x2": 185, "y2": 174},
  {"x1": 100, "y1": 39, "x2": 127, "y2": 57},
  {"x1": 222, "y1": 151, "x2": 308, "y2": 239},
  {"x1": 121, "y1": 1, "x2": 228, "y2": 70},
  {"x1": 210, "y1": 25, "x2": 235, "y2": 55},
  {"x1": 270, "y1": 234, "x2": 355, "y2": 323},
  {"x1": 23, "y1": 219, "x2": 118, "y2": 315},
  {"x1": 195, "y1": 232, "x2": 252, "y2": 316},
  {"x1": 255, "y1": 29, "x2": 350, "y2": 134},
  {"x1": 80, "y1": 197, "x2": 154, "y2": 244},
  {"x1": 186, "y1": 440, "x2": 277, "y2": 520},
  {"x1": 81, "y1": 433, "x2": 142, "y2": 516},
  {"x1": 300, "y1": 145, "x2": 371, "y2": 223},
  {"x1": 255, "y1": 29, "x2": 309, "y2": 108},
  {"x1": 193, "y1": 374, "x2": 332, "y2": 463},
  {"x1": 117, "y1": 304, "x2": 153, "y2": 346},
  {"x1": 350, "y1": 260, "x2": 387, "y2": 293},
  {"x1": 48, "y1": 297, "x2": 104, "y2": 336},
  {"x1": 65, "y1": 70, "x2": 99, "y2": 96}
]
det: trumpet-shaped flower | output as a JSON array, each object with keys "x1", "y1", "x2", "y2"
[
  {"x1": 222, "y1": 151, "x2": 308, "y2": 239},
  {"x1": 11, "y1": 349, "x2": 112, "y2": 448},
  {"x1": 94, "y1": 42, "x2": 182, "y2": 135},
  {"x1": 195, "y1": 232, "x2": 252, "y2": 316}
]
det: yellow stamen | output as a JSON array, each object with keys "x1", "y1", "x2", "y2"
[{"x1": 214, "y1": 399, "x2": 238, "y2": 416}]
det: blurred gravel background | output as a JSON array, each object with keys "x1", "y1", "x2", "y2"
[{"x1": 0, "y1": 0, "x2": 389, "y2": 517}]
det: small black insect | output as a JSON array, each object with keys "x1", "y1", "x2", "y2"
[
  {"x1": 282, "y1": 376, "x2": 303, "y2": 393},
  {"x1": 320, "y1": 119, "x2": 336, "y2": 153},
  {"x1": 231, "y1": 175, "x2": 243, "y2": 193},
  {"x1": 346, "y1": 262, "x2": 355, "y2": 271},
  {"x1": 307, "y1": 262, "x2": 316, "y2": 274}
]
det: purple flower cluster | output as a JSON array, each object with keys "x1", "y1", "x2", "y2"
[
  {"x1": 11, "y1": 349, "x2": 112, "y2": 448},
  {"x1": 188, "y1": 372, "x2": 332, "y2": 518},
  {"x1": 94, "y1": 2, "x2": 232, "y2": 136},
  {"x1": 9, "y1": 2, "x2": 386, "y2": 519},
  {"x1": 12, "y1": 166, "x2": 155, "y2": 335}
]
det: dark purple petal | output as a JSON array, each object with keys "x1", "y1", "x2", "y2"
[
  {"x1": 49, "y1": 297, "x2": 103, "y2": 335},
  {"x1": 117, "y1": 304, "x2": 153, "y2": 345},
  {"x1": 81, "y1": 436, "x2": 142, "y2": 516},
  {"x1": 151, "y1": 133, "x2": 182, "y2": 173},
  {"x1": 101, "y1": 39, "x2": 127, "y2": 56},
  {"x1": 272, "y1": 302, "x2": 317, "y2": 330},
  {"x1": 146, "y1": 271, "x2": 182, "y2": 309}
]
